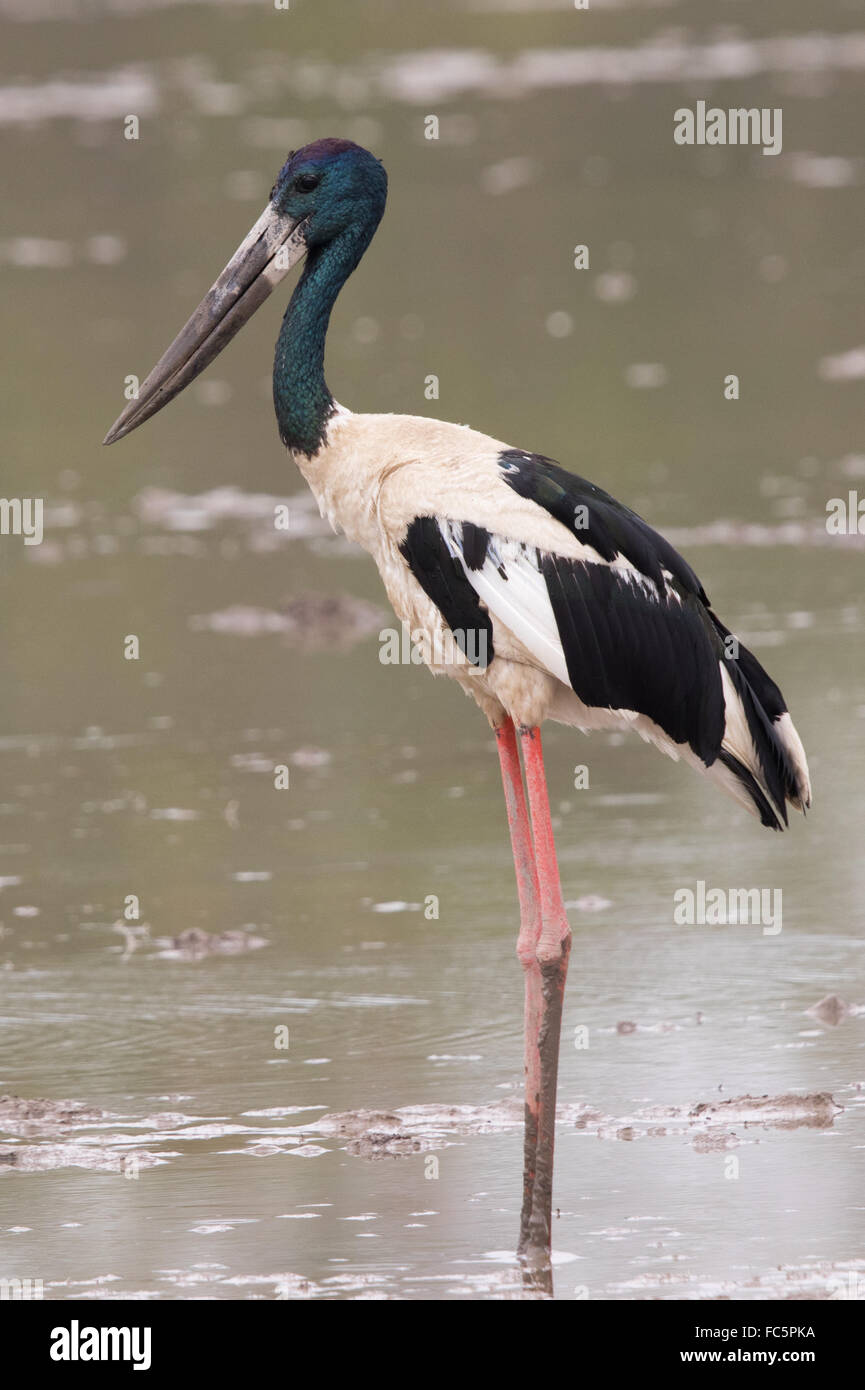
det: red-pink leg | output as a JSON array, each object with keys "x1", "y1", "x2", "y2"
[
  {"x1": 519, "y1": 725, "x2": 571, "y2": 1259},
  {"x1": 495, "y1": 717, "x2": 542, "y2": 1251}
]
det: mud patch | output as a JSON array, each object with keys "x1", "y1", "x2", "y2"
[
  {"x1": 584, "y1": 1091, "x2": 842, "y2": 1146},
  {"x1": 306, "y1": 1101, "x2": 528, "y2": 1150},
  {"x1": 0, "y1": 1143, "x2": 170, "y2": 1174},
  {"x1": 0, "y1": 1096, "x2": 333, "y2": 1173},
  {"x1": 293, "y1": 1109, "x2": 440, "y2": 1159},
  {"x1": 686, "y1": 1092, "x2": 841, "y2": 1131},
  {"x1": 1, "y1": 1090, "x2": 843, "y2": 1179},
  {"x1": 806, "y1": 993, "x2": 863, "y2": 1026},
  {"x1": 599, "y1": 1012, "x2": 705, "y2": 1036},
  {"x1": 0, "y1": 1095, "x2": 109, "y2": 1136},
  {"x1": 298, "y1": 1091, "x2": 842, "y2": 1158},
  {"x1": 152, "y1": 928, "x2": 269, "y2": 961}
]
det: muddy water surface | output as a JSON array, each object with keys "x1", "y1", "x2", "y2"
[{"x1": 0, "y1": 0, "x2": 863, "y2": 1299}]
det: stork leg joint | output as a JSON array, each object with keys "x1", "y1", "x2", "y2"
[{"x1": 536, "y1": 931, "x2": 571, "y2": 971}]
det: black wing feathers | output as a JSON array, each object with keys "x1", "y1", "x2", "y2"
[
  {"x1": 497, "y1": 450, "x2": 801, "y2": 828},
  {"x1": 540, "y1": 554, "x2": 725, "y2": 763},
  {"x1": 499, "y1": 449, "x2": 707, "y2": 601},
  {"x1": 399, "y1": 516, "x2": 494, "y2": 667},
  {"x1": 461, "y1": 521, "x2": 491, "y2": 571}
]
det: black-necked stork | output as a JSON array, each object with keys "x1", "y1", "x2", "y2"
[{"x1": 104, "y1": 138, "x2": 811, "y2": 1267}]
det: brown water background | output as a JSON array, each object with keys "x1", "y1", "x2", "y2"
[{"x1": 0, "y1": 0, "x2": 863, "y2": 1299}]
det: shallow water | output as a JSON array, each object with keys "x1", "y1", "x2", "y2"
[{"x1": 0, "y1": 0, "x2": 863, "y2": 1299}]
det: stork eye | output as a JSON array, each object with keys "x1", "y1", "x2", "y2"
[{"x1": 294, "y1": 171, "x2": 321, "y2": 194}]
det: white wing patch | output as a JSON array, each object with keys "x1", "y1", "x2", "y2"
[
  {"x1": 774, "y1": 711, "x2": 812, "y2": 809},
  {"x1": 440, "y1": 521, "x2": 570, "y2": 685},
  {"x1": 718, "y1": 662, "x2": 769, "y2": 799}
]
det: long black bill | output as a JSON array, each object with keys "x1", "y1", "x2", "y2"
[{"x1": 103, "y1": 205, "x2": 309, "y2": 445}]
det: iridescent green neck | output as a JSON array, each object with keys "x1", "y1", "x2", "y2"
[{"x1": 273, "y1": 230, "x2": 365, "y2": 457}]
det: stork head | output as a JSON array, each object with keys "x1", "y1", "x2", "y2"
[
  {"x1": 270, "y1": 138, "x2": 388, "y2": 249},
  {"x1": 103, "y1": 139, "x2": 387, "y2": 445}
]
